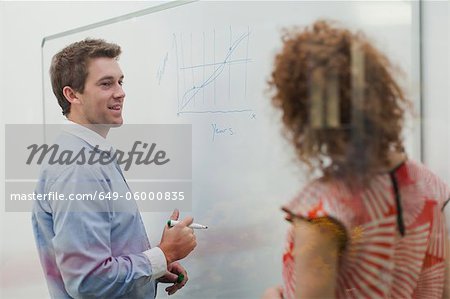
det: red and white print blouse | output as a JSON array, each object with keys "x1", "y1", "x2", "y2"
[{"x1": 282, "y1": 160, "x2": 450, "y2": 298}]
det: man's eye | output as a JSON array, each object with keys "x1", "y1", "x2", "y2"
[
  {"x1": 101, "y1": 82, "x2": 112, "y2": 87},
  {"x1": 118, "y1": 81, "x2": 124, "y2": 86}
]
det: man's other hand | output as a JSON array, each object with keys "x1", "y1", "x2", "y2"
[{"x1": 157, "y1": 262, "x2": 189, "y2": 295}]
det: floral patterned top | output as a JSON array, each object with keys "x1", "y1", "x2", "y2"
[{"x1": 282, "y1": 160, "x2": 449, "y2": 298}]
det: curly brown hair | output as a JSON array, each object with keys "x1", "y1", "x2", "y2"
[{"x1": 268, "y1": 20, "x2": 409, "y2": 186}]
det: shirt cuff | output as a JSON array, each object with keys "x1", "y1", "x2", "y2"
[{"x1": 143, "y1": 247, "x2": 167, "y2": 280}]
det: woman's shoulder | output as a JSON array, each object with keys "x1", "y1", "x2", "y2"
[
  {"x1": 402, "y1": 159, "x2": 444, "y2": 180},
  {"x1": 282, "y1": 178, "x2": 352, "y2": 220},
  {"x1": 401, "y1": 159, "x2": 450, "y2": 207}
]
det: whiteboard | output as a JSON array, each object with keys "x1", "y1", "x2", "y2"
[{"x1": 41, "y1": 1, "x2": 421, "y2": 297}]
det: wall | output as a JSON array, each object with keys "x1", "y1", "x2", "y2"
[{"x1": 422, "y1": 0, "x2": 450, "y2": 183}]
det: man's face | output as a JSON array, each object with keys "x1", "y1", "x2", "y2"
[{"x1": 75, "y1": 57, "x2": 125, "y2": 126}]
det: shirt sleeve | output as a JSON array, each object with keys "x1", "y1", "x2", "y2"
[
  {"x1": 281, "y1": 180, "x2": 349, "y2": 251},
  {"x1": 143, "y1": 247, "x2": 168, "y2": 278},
  {"x1": 47, "y1": 165, "x2": 166, "y2": 298}
]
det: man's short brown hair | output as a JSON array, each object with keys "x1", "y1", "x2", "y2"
[{"x1": 50, "y1": 38, "x2": 122, "y2": 116}]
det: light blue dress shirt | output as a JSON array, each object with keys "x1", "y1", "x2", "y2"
[{"x1": 32, "y1": 124, "x2": 167, "y2": 298}]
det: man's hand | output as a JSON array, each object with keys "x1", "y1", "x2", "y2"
[
  {"x1": 262, "y1": 285, "x2": 284, "y2": 299},
  {"x1": 157, "y1": 262, "x2": 189, "y2": 296},
  {"x1": 158, "y1": 209, "x2": 197, "y2": 264}
]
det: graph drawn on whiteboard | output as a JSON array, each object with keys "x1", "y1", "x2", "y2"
[{"x1": 169, "y1": 27, "x2": 252, "y2": 116}]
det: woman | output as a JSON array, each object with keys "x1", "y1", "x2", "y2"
[{"x1": 263, "y1": 20, "x2": 450, "y2": 298}]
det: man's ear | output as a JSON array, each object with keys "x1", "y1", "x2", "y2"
[{"x1": 62, "y1": 86, "x2": 81, "y2": 104}]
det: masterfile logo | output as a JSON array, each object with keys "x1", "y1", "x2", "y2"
[
  {"x1": 26, "y1": 141, "x2": 171, "y2": 171},
  {"x1": 6, "y1": 124, "x2": 191, "y2": 180},
  {"x1": 4, "y1": 124, "x2": 192, "y2": 212}
]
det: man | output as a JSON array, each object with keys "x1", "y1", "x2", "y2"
[{"x1": 32, "y1": 39, "x2": 196, "y2": 298}]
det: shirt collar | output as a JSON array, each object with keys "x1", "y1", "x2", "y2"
[{"x1": 63, "y1": 120, "x2": 114, "y2": 153}]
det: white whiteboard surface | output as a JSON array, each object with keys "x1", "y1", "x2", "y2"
[{"x1": 41, "y1": 1, "x2": 421, "y2": 297}]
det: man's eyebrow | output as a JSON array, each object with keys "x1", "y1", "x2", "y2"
[{"x1": 97, "y1": 75, "x2": 124, "y2": 82}]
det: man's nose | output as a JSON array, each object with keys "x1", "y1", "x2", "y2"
[{"x1": 114, "y1": 84, "x2": 126, "y2": 99}]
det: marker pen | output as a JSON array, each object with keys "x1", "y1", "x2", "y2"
[
  {"x1": 176, "y1": 273, "x2": 184, "y2": 284},
  {"x1": 167, "y1": 220, "x2": 208, "y2": 229}
]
